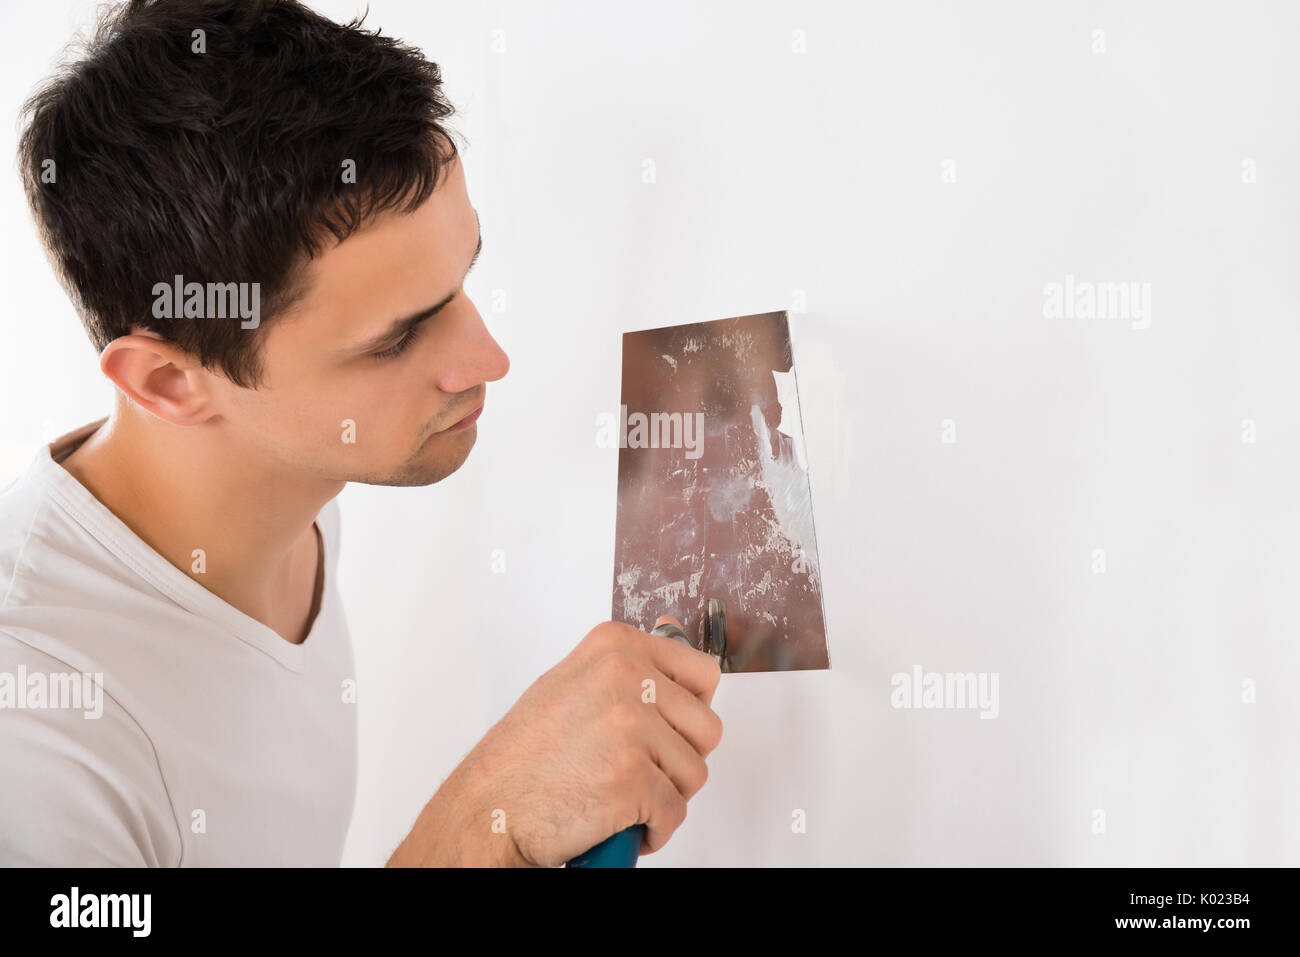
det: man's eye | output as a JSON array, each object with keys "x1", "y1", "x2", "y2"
[{"x1": 372, "y1": 321, "x2": 425, "y2": 361}]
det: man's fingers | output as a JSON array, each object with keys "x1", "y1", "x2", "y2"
[
  {"x1": 638, "y1": 762, "x2": 688, "y2": 856},
  {"x1": 644, "y1": 704, "x2": 711, "y2": 801},
  {"x1": 597, "y1": 619, "x2": 720, "y2": 705},
  {"x1": 639, "y1": 622, "x2": 721, "y2": 703},
  {"x1": 641, "y1": 663, "x2": 724, "y2": 759}
]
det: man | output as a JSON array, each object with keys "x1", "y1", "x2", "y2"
[{"x1": 0, "y1": 0, "x2": 722, "y2": 867}]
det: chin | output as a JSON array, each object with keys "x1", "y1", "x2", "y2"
[
  {"x1": 340, "y1": 429, "x2": 478, "y2": 488},
  {"x1": 366, "y1": 428, "x2": 477, "y2": 487}
]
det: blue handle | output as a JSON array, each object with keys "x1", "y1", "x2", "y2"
[{"x1": 565, "y1": 824, "x2": 643, "y2": 868}]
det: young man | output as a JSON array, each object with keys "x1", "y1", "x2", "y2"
[{"x1": 1, "y1": 0, "x2": 722, "y2": 867}]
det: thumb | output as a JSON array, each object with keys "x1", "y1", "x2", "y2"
[{"x1": 653, "y1": 614, "x2": 681, "y2": 630}]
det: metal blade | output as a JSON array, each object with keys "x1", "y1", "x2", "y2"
[{"x1": 612, "y1": 310, "x2": 830, "y2": 673}]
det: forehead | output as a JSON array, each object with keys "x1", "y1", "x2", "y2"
[{"x1": 270, "y1": 157, "x2": 475, "y2": 350}]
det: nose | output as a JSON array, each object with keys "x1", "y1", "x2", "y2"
[{"x1": 433, "y1": 295, "x2": 510, "y2": 395}]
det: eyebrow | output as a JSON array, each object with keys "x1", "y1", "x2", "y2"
[{"x1": 343, "y1": 209, "x2": 483, "y2": 356}]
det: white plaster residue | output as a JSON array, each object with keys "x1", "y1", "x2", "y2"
[
  {"x1": 659, "y1": 354, "x2": 677, "y2": 371},
  {"x1": 617, "y1": 564, "x2": 649, "y2": 624},
  {"x1": 707, "y1": 472, "x2": 755, "y2": 521},
  {"x1": 770, "y1": 369, "x2": 809, "y2": 471},
  {"x1": 717, "y1": 328, "x2": 756, "y2": 363},
  {"x1": 749, "y1": 403, "x2": 822, "y2": 585},
  {"x1": 652, "y1": 579, "x2": 686, "y2": 606},
  {"x1": 687, "y1": 568, "x2": 703, "y2": 598}
]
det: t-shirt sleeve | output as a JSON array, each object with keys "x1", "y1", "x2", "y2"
[{"x1": 0, "y1": 636, "x2": 182, "y2": 867}]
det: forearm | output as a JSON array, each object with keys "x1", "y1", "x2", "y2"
[{"x1": 385, "y1": 756, "x2": 533, "y2": 867}]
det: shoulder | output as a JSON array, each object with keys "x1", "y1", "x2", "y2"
[
  {"x1": 0, "y1": 627, "x2": 183, "y2": 866},
  {"x1": 0, "y1": 461, "x2": 50, "y2": 604}
]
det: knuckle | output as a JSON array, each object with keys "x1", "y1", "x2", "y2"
[
  {"x1": 592, "y1": 650, "x2": 635, "y2": 686},
  {"x1": 609, "y1": 696, "x2": 644, "y2": 734},
  {"x1": 706, "y1": 710, "x2": 724, "y2": 750},
  {"x1": 687, "y1": 755, "x2": 709, "y2": 797},
  {"x1": 587, "y1": 620, "x2": 634, "y2": 653},
  {"x1": 584, "y1": 621, "x2": 618, "y2": 653},
  {"x1": 612, "y1": 744, "x2": 644, "y2": 780},
  {"x1": 668, "y1": 791, "x2": 688, "y2": 830}
]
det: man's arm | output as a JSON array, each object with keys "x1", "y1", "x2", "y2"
[
  {"x1": 386, "y1": 748, "x2": 532, "y2": 867},
  {"x1": 385, "y1": 618, "x2": 723, "y2": 868}
]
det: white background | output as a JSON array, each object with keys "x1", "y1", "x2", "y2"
[{"x1": 3, "y1": 1, "x2": 1296, "y2": 866}]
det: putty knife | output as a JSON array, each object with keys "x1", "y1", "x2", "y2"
[{"x1": 566, "y1": 310, "x2": 831, "y2": 868}]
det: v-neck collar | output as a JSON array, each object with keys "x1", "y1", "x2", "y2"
[{"x1": 30, "y1": 417, "x2": 331, "y2": 673}]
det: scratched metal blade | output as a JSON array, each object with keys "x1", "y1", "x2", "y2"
[{"x1": 611, "y1": 310, "x2": 830, "y2": 673}]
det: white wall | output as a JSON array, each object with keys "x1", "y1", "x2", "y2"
[{"x1": 4, "y1": 0, "x2": 1295, "y2": 866}]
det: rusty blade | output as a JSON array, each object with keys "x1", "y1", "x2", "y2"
[{"x1": 611, "y1": 310, "x2": 830, "y2": 673}]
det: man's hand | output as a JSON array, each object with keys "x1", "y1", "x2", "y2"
[{"x1": 387, "y1": 615, "x2": 723, "y2": 867}]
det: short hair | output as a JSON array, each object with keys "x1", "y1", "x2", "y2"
[{"x1": 17, "y1": 0, "x2": 461, "y2": 388}]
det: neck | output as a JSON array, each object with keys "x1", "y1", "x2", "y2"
[{"x1": 60, "y1": 395, "x2": 345, "y2": 637}]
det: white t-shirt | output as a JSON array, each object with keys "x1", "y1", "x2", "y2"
[{"x1": 0, "y1": 419, "x2": 357, "y2": 866}]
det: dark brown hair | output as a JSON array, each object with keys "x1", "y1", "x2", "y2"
[{"x1": 17, "y1": 0, "x2": 460, "y2": 388}]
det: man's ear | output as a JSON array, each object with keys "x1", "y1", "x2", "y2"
[{"x1": 100, "y1": 330, "x2": 217, "y2": 426}]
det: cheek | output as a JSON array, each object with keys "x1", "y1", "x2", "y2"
[
  {"x1": 231, "y1": 384, "x2": 345, "y2": 448},
  {"x1": 335, "y1": 378, "x2": 433, "y2": 444},
  {"x1": 233, "y1": 358, "x2": 431, "y2": 451}
]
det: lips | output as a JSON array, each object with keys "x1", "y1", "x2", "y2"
[{"x1": 442, "y1": 402, "x2": 484, "y2": 432}]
